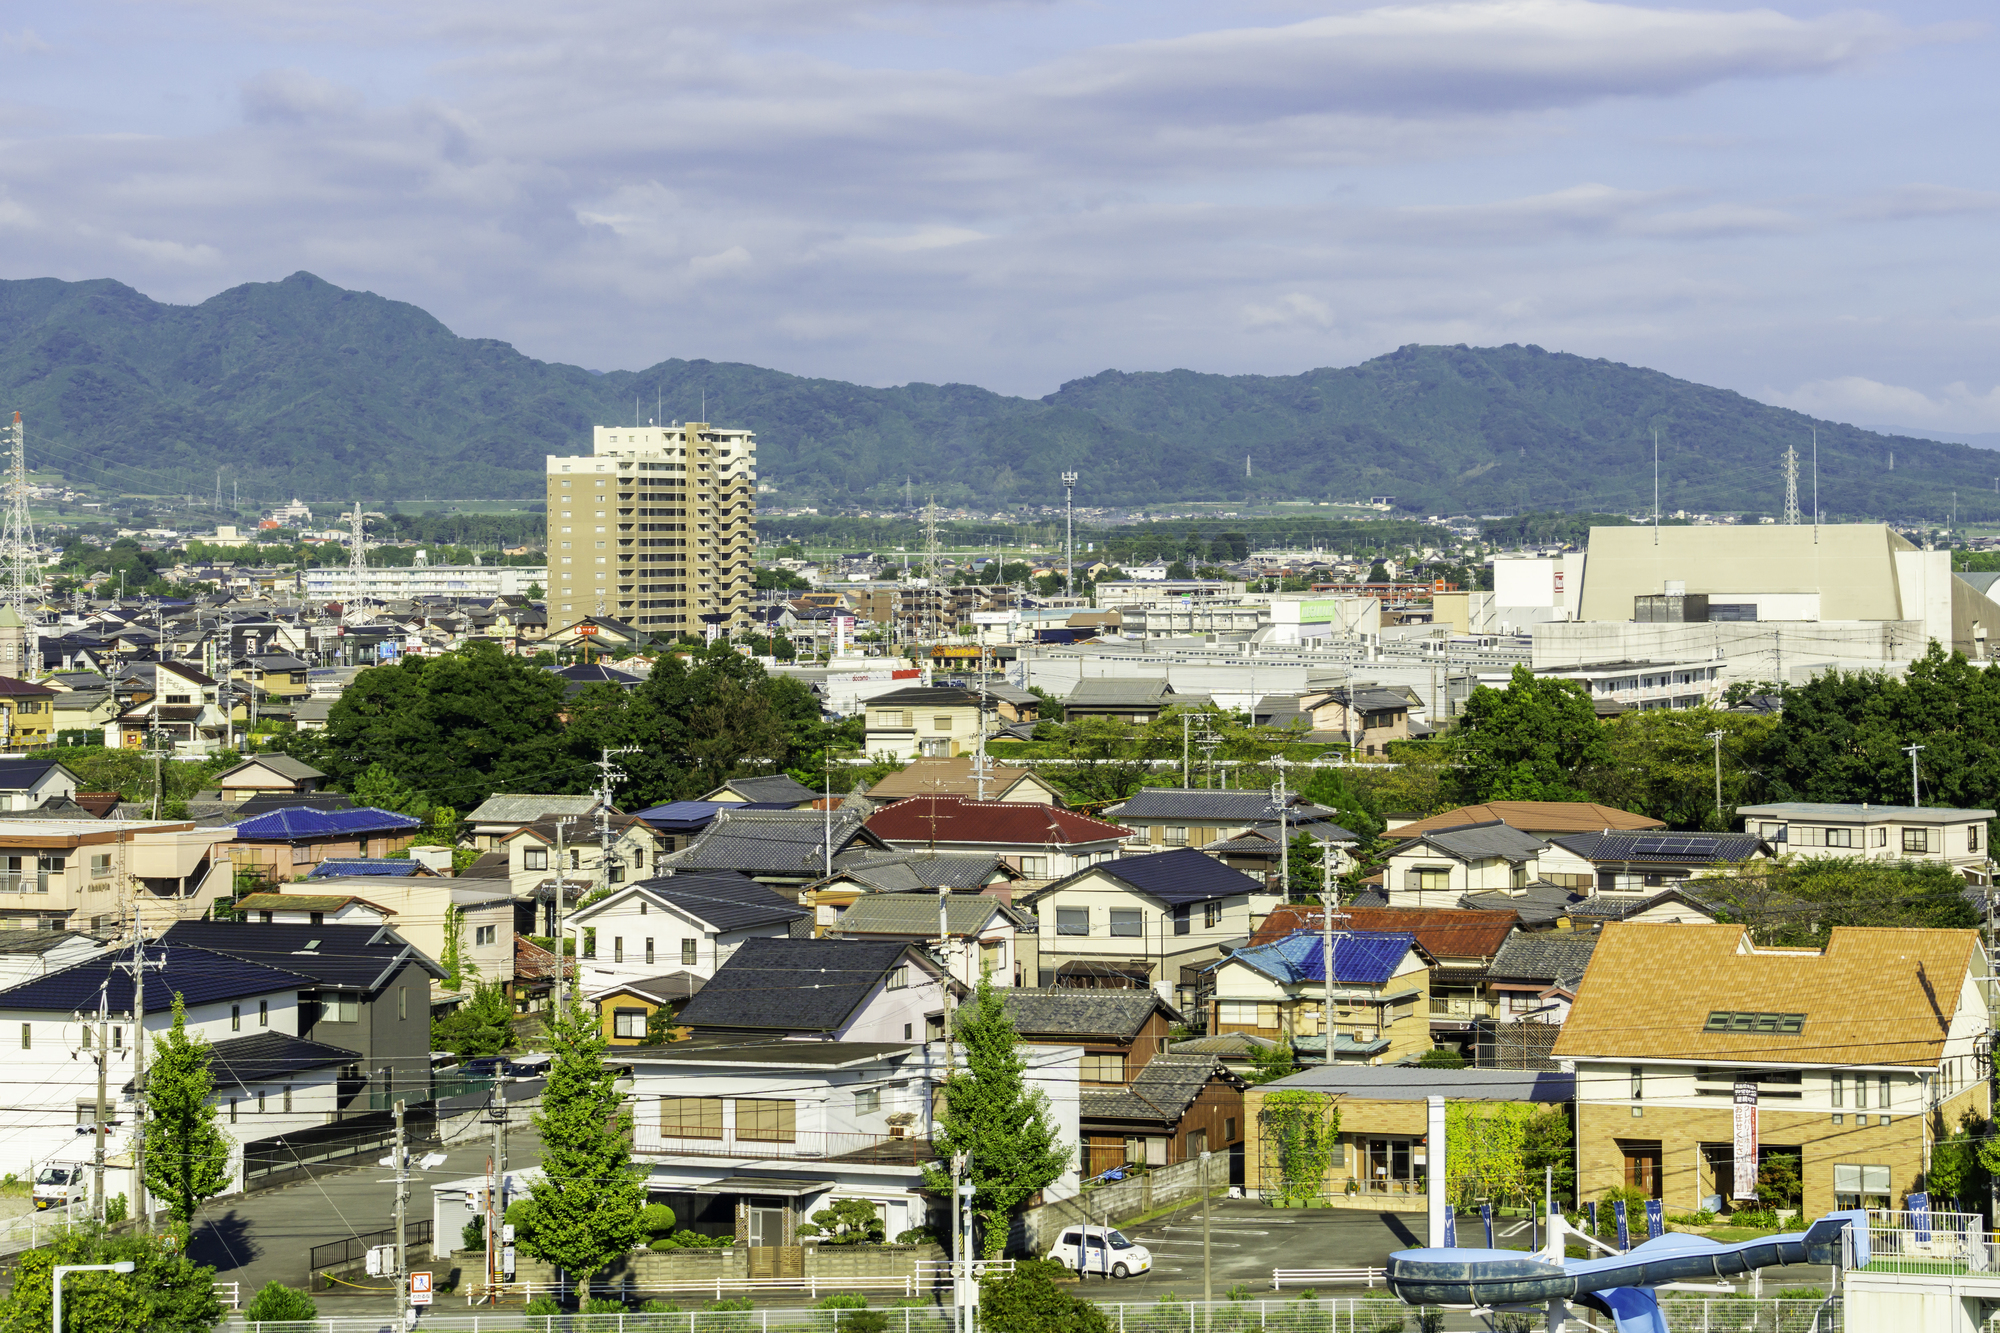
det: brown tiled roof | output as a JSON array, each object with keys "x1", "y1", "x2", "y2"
[
  {"x1": 1384, "y1": 801, "x2": 1663, "y2": 841},
  {"x1": 1250, "y1": 905, "x2": 1517, "y2": 959},
  {"x1": 866, "y1": 758, "x2": 1056, "y2": 803},
  {"x1": 1551, "y1": 922, "x2": 1980, "y2": 1068},
  {"x1": 866, "y1": 796, "x2": 1128, "y2": 847}
]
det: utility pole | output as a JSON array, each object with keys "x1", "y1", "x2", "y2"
[
  {"x1": 1269, "y1": 758, "x2": 1290, "y2": 897},
  {"x1": 1321, "y1": 839, "x2": 1344, "y2": 1041},
  {"x1": 487, "y1": 1077, "x2": 509, "y2": 1304},
  {"x1": 1903, "y1": 743, "x2": 1925, "y2": 808},
  {"x1": 393, "y1": 1099, "x2": 409, "y2": 1280},
  {"x1": 117, "y1": 903, "x2": 163, "y2": 1233},
  {"x1": 590, "y1": 747, "x2": 638, "y2": 905},
  {"x1": 1062, "y1": 471, "x2": 1078, "y2": 605},
  {"x1": 551, "y1": 816, "x2": 576, "y2": 1004},
  {"x1": 973, "y1": 644, "x2": 989, "y2": 801},
  {"x1": 1706, "y1": 730, "x2": 1726, "y2": 818},
  {"x1": 1201, "y1": 1149, "x2": 1213, "y2": 1315},
  {"x1": 91, "y1": 990, "x2": 109, "y2": 1224}
]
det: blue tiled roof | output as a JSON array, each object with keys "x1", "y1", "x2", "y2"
[
  {"x1": 307, "y1": 859, "x2": 427, "y2": 878},
  {"x1": 1070, "y1": 847, "x2": 1264, "y2": 906},
  {"x1": 0, "y1": 943, "x2": 310, "y2": 1013},
  {"x1": 1226, "y1": 930, "x2": 1416, "y2": 986},
  {"x1": 232, "y1": 806, "x2": 424, "y2": 840}
]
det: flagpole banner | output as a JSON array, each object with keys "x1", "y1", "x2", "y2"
[
  {"x1": 1645, "y1": 1199, "x2": 1663, "y2": 1240},
  {"x1": 1733, "y1": 1079, "x2": 1760, "y2": 1200},
  {"x1": 1911, "y1": 1191, "x2": 1931, "y2": 1243},
  {"x1": 1482, "y1": 1202, "x2": 1493, "y2": 1249},
  {"x1": 1587, "y1": 1200, "x2": 1599, "y2": 1238},
  {"x1": 1614, "y1": 1199, "x2": 1630, "y2": 1251},
  {"x1": 1443, "y1": 1208, "x2": 1456, "y2": 1248}
]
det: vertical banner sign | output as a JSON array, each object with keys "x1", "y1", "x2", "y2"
[
  {"x1": 1614, "y1": 1199, "x2": 1630, "y2": 1251},
  {"x1": 1443, "y1": 1208, "x2": 1456, "y2": 1248},
  {"x1": 1482, "y1": 1202, "x2": 1494, "y2": 1249},
  {"x1": 1733, "y1": 1080, "x2": 1761, "y2": 1200},
  {"x1": 1911, "y1": 1191, "x2": 1932, "y2": 1243},
  {"x1": 1587, "y1": 1200, "x2": 1599, "y2": 1239},
  {"x1": 1646, "y1": 1199, "x2": 1664, "y2": 1241}
]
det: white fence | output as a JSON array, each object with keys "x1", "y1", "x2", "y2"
[{"x1": 233, "y1": 1297, "x2": 1838, "y2": 1333}]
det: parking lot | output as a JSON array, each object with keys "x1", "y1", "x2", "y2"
[{"x1": 1064, "y1": 1199, "x2": 1426, "y2": 1300}]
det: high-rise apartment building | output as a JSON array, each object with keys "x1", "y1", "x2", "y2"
[{"x1": 545, "y1": 421, "x2": 756, "y2": 634}]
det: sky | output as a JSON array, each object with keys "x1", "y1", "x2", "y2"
[{"x1": 2, "y1": 0, "x2": 1998, "y2": 434}]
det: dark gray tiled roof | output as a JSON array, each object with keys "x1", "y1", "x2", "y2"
[
  {"x1": 1488, "y1": 932, "x2": 1598, "y2": 987},
  {"x1": 1081, "y1": 1053, "x2": 1238, "y2": 1124},
  {"x1": 1551, "y1": 831, "x2": 1768, "y2": 865},
  {"x1": 1024, "y1": 847, "x2": 1264, "y2": 909},
  {"x1": 630, "y1": 872, "x2": 810, "y2": 933},
  {"x1": 675, "y1": 937, "x2": 931, "y2": 1033},
  {"x1": 665, "y1": 809, "x2": 882, "y2": 877},
  {"x1": 205, "y1": 1032, "x2": 363, "y2": 1091},
  {"x1": 1065, "y1": 680, "x2": 1180, "y2": 707},
  {"x1": 1416, "y1": 820, "x2": 1548, "y2": 864},
  {"x1": 162, "y1": 921, "x2": 447, "y2": 989},
  {"x1": 1458, "y1": 882, "x2": 1581, "y2": 925},
  {"x1": 828, "y1": 851, "x2": 1012, "y2": 892},
  {"x1": 1566, "y1": 886, "x2": 1717, "y2": 922},
  {"x1": 711, "y1": 774, "x2": 819, "y2": 805},
  {"x1": 1168, "y1": 1031, "x2": 1279, "y2": 1057},
  {"x1": 1002, "y1": 988, "x2": 1182, "y2": 1040},
  {"x1": 835, "y1": 894, "x2": 1029, "y2": 937}
]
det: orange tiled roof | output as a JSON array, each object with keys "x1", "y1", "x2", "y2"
[{"x1": 1385, "y1": 801, "x2": 1663, "y2": 841}]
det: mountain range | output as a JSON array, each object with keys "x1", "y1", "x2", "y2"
[{"x1": 0, "y1": 270, "x2": 1991, "y2": 520}]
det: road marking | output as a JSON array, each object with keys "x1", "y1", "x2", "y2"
[
  {"x1": 1143, "y1": 1240, "x2": 1242, "y2": 1248},
  {"x1": 1157, "y1": 1227, "x2": 1271, "y2": 1235}
]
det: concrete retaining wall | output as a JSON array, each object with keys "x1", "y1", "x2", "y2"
[{"x1": 1013, "y1": 1159, "x2": 1223, "y2": 1255}]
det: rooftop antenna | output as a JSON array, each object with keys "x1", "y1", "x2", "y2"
[
  {"x1": 1781, "y1": 445, "x2": 1801, "y2": 525},
  {"x1": 2, "y1": 413, "x2": 38, "y2": 625},
  {"x1": 1812, "y1": 428, "x2": 1819, "y2": 542}
]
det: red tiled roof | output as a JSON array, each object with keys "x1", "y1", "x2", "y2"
[
  {"x1": 1250, "y1": 904, "x2": 1518, "y2": 959},
  {"x1": 865, "y1": 795, "x2": 1129, "y2": 847}
]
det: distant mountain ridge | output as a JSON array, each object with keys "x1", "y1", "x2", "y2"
[{"x1": 0, "y1": 270, "x2": 1992, "y2": 519}]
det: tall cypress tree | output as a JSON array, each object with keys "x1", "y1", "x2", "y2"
[
  {"x1": 923, "y1": 976, "x2": 1072, "y2": 1256},
  {"x1": 143, "y1": 995, "x2": 231, "y2": 1225},
  {"x1": 521, "y1": 1000, "x2": 646, "y2": 1280}
]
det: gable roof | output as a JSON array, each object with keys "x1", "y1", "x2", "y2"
[
  {"x1": 587, "y1": 972, "x2": 705, "y2": 1006},
  {"x1": 1487, "y1": 933, "x2": 1598, "y2": 988},
  {"x1": 865, "y1": 796, "x2": 1129, "y2": 848},
  {"x1": 231, "y1": 806, "x2": 424, "y2": 840},
  {"x1": 835, "y1": 893, "x2": 1030, "y2": 938},
  {"x1": 1265, "y1": 1065, "x2": 1573, "y2": 1102},
  {"x1": 0, "y1": 942, "x2": 310, "y2": 1013},
  {"x1": 1400, "y1": 820, "x2": 1547, "y2": 864},
  {"x1": 465, "y1": 794, "x2": 604, "y2": 826},
  {"x1": 664, "y1": 808, "x2": 886, "y2": 877},
  {"x1": 1386, "y1": 801, "x2": 1663, "y2": 841},
  {"x1": 705, "y1": 774, "x2": 819, "y2": 805},
  {"x1": 1550, "y1": 831, "x2": 1769, "y2": 865},
  {"x1": 574, "y1": 872, "x2": 809, "y2": 934},
  {"x1": 863, "y1": 686, "x2": 981, "y2": 710},
  {"x1": 233, "y1": 892, "x2": 396, "y2": 916},
  {"x1": 1001, "y1": 988, "x2": 1182, "y2": 1041},
  {"x1": 1082, "y1": 1053, "x2": 1242, "y2": 1124},
  {"x1": 306, "y1": 858, "x2": 433, "y2": 879},
  {"x1": 865, "y1": 758, "x2": 1061, "y2": 804},
  {"x1": 1250, "y1": 905, "x2": 1517, "y2": 959},
  {"x1": 1551, "y1": 922, "x2": 1983, "y2": 1068},
  {"x1": 162, "y1": 920, "x2": 448, "y2": 989},
  {"x1": 216, "y1": 755, "x2": 325, "y2": 784},
  {"x1": 1222, "y1": 930, "x2": 1421, "y2": 987},
  {"x1": 674, "y1": 936, "x2": 941, "y2": 1033},
  {"x1": 1024, "y1": 847, "x2": 1264, "y2": 909},
  {"x1": 824, "y1": 851, "x2": 1017, "y2": 893},
  {"x1": 1111, "y1": 789, "x2": 1332, "y2": 822},
  {"x1": 203, "y1": 1031, "x2": 363, "y2": 1090},
  {"x1": 0, "y1": 757, "x2": 78, "y2": 790}
]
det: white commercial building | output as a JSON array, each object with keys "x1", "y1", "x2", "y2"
[{"x1": 305, "y1": 563, "x2": 545, "y2": 601}]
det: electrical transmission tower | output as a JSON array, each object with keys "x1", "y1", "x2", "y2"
[
  {"x1": 923, "y1": 495, "x2": 942, "y2": 645},
  {"x1": 2, "y1": 413, "x2": 36, "y2": 621},
  {"x1": 1781, "y1": 445, "x2": 1801, "y2": 526},
  {"x1": 344, "y1": 502, "x2": 372, "y2": 626}
]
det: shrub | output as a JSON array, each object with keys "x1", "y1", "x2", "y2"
[
  {"x1": 582, "y1": 1298, "x2": 628, "y2": 1314},
  {"x1": 707, "y1": 1297, "x2": 756, "y2": 1311},
  {"x1": 1775, "y1": 1287, "x2": 1827, "y2": 1301},
  {"x1": 523, "y1": 1296, "x2": 564, "y2": 1316},
  {"x1": 1729, "y1": 1208, "x2": 1781, "y2": 1229},
  {"x1": 979, "y1": 1264, "x2": 1111, "y2": 1333},
  {"x1": 463, "y1": 1214, "x2": 486, "y2": 1253},
  {"x1": 104, "y1": 1194, "x2": 128, "y2": 1225},
  {"x1": 1666, "y1": 1209, "x2": 1717, "y2": 1226},
  {"x1": 245, "y1": 1281, "x2": 318, "y2": 1322},
  {"x1": 639, "y1": 1301, "x2": 684, "y2": 1313},
  {"x1": 893, "y1": 1227, "x2": 938, "y2": 1245},
  {"x1": 1414, "y1": 1309, "x2": 1447, "y2": 1333},
  {"x1": 640, "y1": 1202, "x2": 678, "y2": 1237}
]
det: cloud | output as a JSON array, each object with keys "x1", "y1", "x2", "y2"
[
  {"x1": 1761, "y1": 377, "x2": 2000, "y2": 433},
  {"x1": 1242, "y1": 292, "x2": 1335, "y2": 330},
  {"x1": 241, "y1": 68, "x2": 364, "y2": 126},
  {"x1": 1844, "y1": 184, "x2": 2000, "y2": 221}
]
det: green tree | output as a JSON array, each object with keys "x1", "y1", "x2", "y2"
[
  {"x1": 1940, "y1": 1108, "x2": 1993, "y2": 1208},
  {"x1": 1244, "y1": 1038, "x2": 1300, "y2": 1085},
  {"x1": 522, "y1": 1000, "x2": 647, "y2": 1281},
  {"x1": 1452, "y1": 664, "x2": 1604, "y2": 802},
  {"x1": 1417, "y1": 1048, "x2": 1467, "y2": 1069},
  {"x1": 1523, "y1": 1107, "x2": 1576, "y2": 1206},
  {"x1": 1694, "y1": 857, "x2": 1979, "y2": 948},
  {"x1": 351, "y1": 762, "x2": 432, "y2": 819},
  {"x1": 922, "y1": 977, "x2": 1072, "y2": 1256},
  {"x1": 1584, "y1": 708, "x2": 1778, "y2": 830},
  {"x1": 0, "y1": 1225, "x2": 223, "y2": 1333},
  {"x1": 143, "y1": 996, "x2": 232, "y2": 1225},
  {"x1": 525, "y1": 582, "x2": 545, "y2": 600},
  {"x1": 798, "y1": 1198, "x2": 886, "y2": 1244},
  {"x1": 243, "y1": 1282, "x2": 318, "y2": 1322},
  {"x1": 1039, "y1": 715, "x2": 1173, "y2": 804},
  {"x1": 433, "y1": 983, "x2": 514, "y2": 1060},
  {"x1": 978, "y1": 1262, "x2": 1110, "y2": 1333}
]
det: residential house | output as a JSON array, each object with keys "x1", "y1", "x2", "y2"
[
  {"x1": 701, "y1": 775, "x2": 820, "y2": 808},
  {"x1": 163, "y1": 920, "x2": 448, "y2": 1111},
  {"x1": 1243, "y1": 1066, "x2": 1573, "y2": 1205},
  {"x1": 0, "y1": 930, "x2": 110, "y2": 988},
  {"x1": 545, "y1": 617, "x2": 651, "y2": 653},
  {"x1": 1103, "y1": 790, "x2": 1359, "y2": 878},
  {"x1": 861, "y1": 687, "x2": 988, "y2": 759},
  {"x1": 45, "y1": 676, "x2": 120, "y2": 740},
  {"x1": 1002, "y1": 987, "x2": 1182, "y2": 1090},
  {"x1": 497, "y1": 815, "x2": 665, "y2": 902},
  {"x1": 864, "y1": 757, "x2": 1066, "y2": 807},
  {"x1": 1061, "y1": 680, "x2": 1202, "y2": 726},
  {"x1": 1538, "y1": 830, "x2": 1772, "y2": 894},
  {"x1": 984, "y1": 684, "x2": 1041, "y2": 724},
  {"x1": 0, "y1": 758, "x2": 81, "y2": 812},
  {"x1": 226, "y1": 806, "x2": 425, "y2": 883},
  {"x1": 550, "y1": 662, "x2": 643, "y2": 699},
  {"x1": 291, "y1": 699, "x2": 334, "y2": 732},
  {"x1": 1204, "y1": 930, "x2": 1433, "y2": 1066},
  {"x1": 661, "y1": 808, "x2": 891, "y2": 898},
  {"x1": 621, "y1": 1037, "x2": 1079, "y2": 1247},
  {"x1": 256, "y1": 875, "x2": 517, "y2": 992},
  {"x1": 1471, "y1": 932, "x2": 1598, "y2": 1070},
  {"x1": 104, "y1": 660, "x2": 231, "y2": 753},
  {"x1": 214, "y1": 755, "x2": 327, "y2": 803},
  {"x1": 631, "y1": 800, "x2": 775, "y2": 854},
  {"x1": 1255, "y1": 686, "x2": 1413, "y2": 755},
  {"x1": 1081, "y1": 1053, "x2": 1247, "y2": 1183},
  {"x1": 0, "y1": 817, "x2": 239, "y2": 934},
  {"x1": 1383, "y1": 801, "x2": 1664, "y2": 843},
  {"x1": 228, "y1": 654, "x2": 313, "y2": 714},
  {"x1": 590, "y1": 973, "x2": 704, "y2": 1045},
  {"x1": 1382, "y1": 821, "x2": 1547, "y2": 909},
  {"x1": 0, "y1": 677, "x2": 57, "y2": 751},
  {"x1": 1556, "y1": 922, "x2": 1991, "y2": 1218},
  {"x1": 1735, "y1": 802, "x2": 1996, "y2": 880},
  {"x1": 864, "y1": 796, "x2": 1129, "y2": 883},
  {"x1": 566, "y1": 871, "x2": 810, "y2": 992},
  {"x1": 829, "y1": 891, "x2": 1034, "y2": 988},
  {"x1": 232, "y1": 892, "x2": 395, "y2": 925},
  {"x1": 1019, "y1": 847, "x2": 1279, "y2": 1005},
  {"x1": 464, "y1": 794, "x2": 606, "y2": 850},
  {"x1": 305, "y1": 858, "x2": 438, "y2": 880},
  {"x1": 0, "y1": 940, "x2": 359, "y2": 1199},
  {"x1": 674, "y1": 936, "x2": 964, "y2": 1044}
]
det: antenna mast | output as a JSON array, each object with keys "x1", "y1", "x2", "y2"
[
  {"x1": 1781, "y1": 445, "x2": 1801, "y2": 525},
  {"x1": 1061, "y1": 471, "x2": 1078, "y2": 605},
  {"x1": 2, "y1": 413, "x2": 37, "y2": 622}
]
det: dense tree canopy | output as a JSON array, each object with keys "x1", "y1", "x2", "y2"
[{"x1": 1452, "y1": 664, "x2": 1605, "y2": 802}]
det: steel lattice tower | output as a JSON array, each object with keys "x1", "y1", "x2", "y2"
[
  {"x1": 2, "y1": 413, "x2": 37, "y2": 618},
  {"x1": 1781, "y1": 445, "x2": 1801, "y2": 525},
  {"x1": 344, "y1": 501, "x2": 373, "y2": 626}
]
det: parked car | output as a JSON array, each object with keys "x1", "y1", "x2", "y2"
[
  {"x1": 32, "y1": 1162, "x2": 88, "y2": 1210},
  {"x1": 1046, "y1": 1225, "x2": 1152, "y2": 1278}
]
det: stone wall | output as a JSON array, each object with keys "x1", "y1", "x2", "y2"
[{"x1": 1012, "y1": 1158, "x2": 1223, "y2": 1255}]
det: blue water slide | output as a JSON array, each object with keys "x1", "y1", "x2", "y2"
[{"x1": 1385, "y1": 1211, "x2": 1865, "y2": 1327}]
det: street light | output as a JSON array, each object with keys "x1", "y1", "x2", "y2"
[{"x1": 54, "y1": 1261, "x2": 135, "y2": 1333}]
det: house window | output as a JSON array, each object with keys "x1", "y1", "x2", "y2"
[
  {"x1": 1630, "y1": 1066, "x2": 1643, "y2": 1101},
  {"x1": 1164, "y1": 826, "x2": 1188, "y2": 847},
  {"x1": 525, "y1": 848, "x2": 548, "y2": 870},
  {"x1": 475, "y1": 925, "x2": 497, "y2": 947},
  {"x1": 583, "y1": 928, "x2": 597, "y2": 958},
  {"x1": 633, "y1": 848, "x2": 645, "y2": 869},
  {"x1": 259, "y1": 1001, "x2": 268, "y2": 1028},
  {"x1": 682, "y1": 938, "x2": 697, "y2": 965},
  {"x1": 1173, "y1": 904, "x2": 1191, "y2": 936},
  {"x1": 1831, "y1": 1074, "x2": 1843, "y2": 1107},
  {"x1": 613, "y1": 1008, "x2": 647, "y2": 1038},
  {"x1": 398, "y1": 988, "x2": 407, "y2": 1021},
  {"x1": 1079, "y1": 1053, "x2": 1127, "y2": 1083},
  {"x1": 735, "y1": 1099, "x2": 797, "y2": 1143},
  {"x1": 1872, "y1": 827, "x2": 1887, "y2": 847},
  {"x1": 1903, "y1": 828, "x2": 1936, "y2": 854},
  {"x1": 1879, "y1": 1074, "x2": 1892, "y2": 1109},
  {"x1": 1834, "y1": 1163, "x2": 1892, "y2": 1211},
  {"x1": 614, "y1": 937, "x2": 624, "y2": 962},
  {"x1": 933, "y1": 716, "x2": 953, "y2": 732},
  {"x1": 258, "y1": 1090, "x2": 267, "y2": 1114},
  {"x1": 1404, "y1": 867, "x2": 1449, "y2": 894},
  {"x1": 887, "y1": 964, "x2": 910, "y2": 990},
  {"x1": 1972, "y1": 825, "x2": 1984, "y2": 853},
  {"x1": 229, "y1": 1100, "x2": 238, "y2": 1124},
  {"x1": 90, "y1": 854, "x2": 111, "y2": 878},
  {"x1": 232, "y1": 1005, "x2": 241, "y2": 1032},
  {"x1": 1056, "y1": 908, "x2": 1089, "y2": 936},
  {"x1": 645, "y1": 938, "x2": 655, "y2": 965},
  {"x1": 18, "y1": 1023, "x2": 26, "y2": 1049},
  {"x1": 1109, "y1": 909, "x2": 1142, "y2": 938},
  {"x1": 1225, "y1": 1117, "x2": 1237, "y2": 1143},
  {"x1": 854, "y1": 1088, "x2": 882, "y2": 1115},
  {"x1": 660, "y1": 1096, "x2": 724, "y2": 1139},
  {"x1": 1757, "y1": 822, "x2": 1787, "y2": 842},
  {"x1": 318, "y1": 990, "x2": 360, "y2": 1023},
  {"x1": 1854, "y1": 1077, "x2": 1868, "y2": 1110},
  {"x1": 1020, "y1": 856, "x2": 1049, "y2": 877},
  {"x1": 1822, "y1": 827, "x2": 1854, "y2": 849},
  {"x1": 1204, "y1": 901, "x2": 1222, "y2": 929},
  {"x1": 283, "y1": 1085, "x2": 292, "y2": 1113}
]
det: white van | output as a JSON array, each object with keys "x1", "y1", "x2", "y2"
[
  {"x1": 1046, "y1": 1225, "x2": 1152, "y2": 1278},
  {"x1": 32, "y1": 1163, "x2": 88, "y2": 1210}
]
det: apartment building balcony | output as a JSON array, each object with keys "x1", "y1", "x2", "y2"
[
  {"x1": 1428, "y1": 995, "x2": 1495, "y2": 1032},
  {"x1": 632, "y1": 1128, "x2": 938, "y2": 1167}
]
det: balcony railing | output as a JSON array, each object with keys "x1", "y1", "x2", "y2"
[
  {"x1": 1429, "y1": 997, "x2": 1495, "y2": 1019},
  {"x1": 1852, "y1": 1209, "x2": 1995, "y2": 1276},
  {"x1": 631, "y1": 1128, "x2": 936, "y2": 1165}
]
